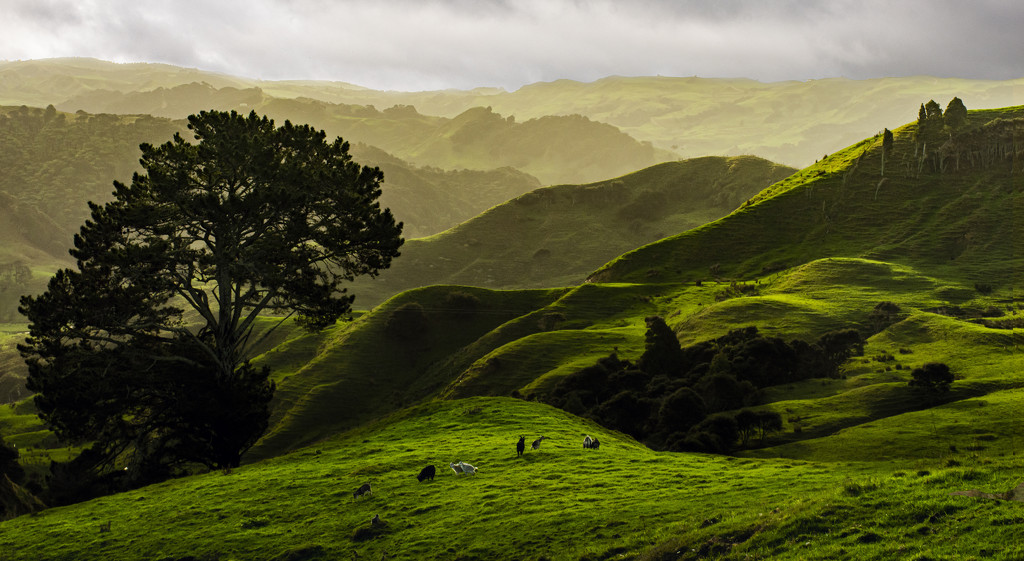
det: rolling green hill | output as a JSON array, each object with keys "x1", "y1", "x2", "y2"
[
  {"x1": 3, "y1": 92, "x2": 1024, "y2": 559},
  {"x1": 345, "y1": 155, "x2": 796, "y2": 308},
  {"x1": 2, "y1": 396, "x2": 1022, "y2": 560},
  {"x1": 251, "y1": 103, "x2": 1024, "y2": 463},
  {"x1": 588, "y1": 105, "x2": 1024, "y2": 286}
]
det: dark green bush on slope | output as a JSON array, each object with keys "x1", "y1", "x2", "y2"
[
  {"x1": 545, "y1": 318, "x2": 861, "y2": 453},
  {"x1": 909, "y1": 362, "x2": 954, "y2": 393}
]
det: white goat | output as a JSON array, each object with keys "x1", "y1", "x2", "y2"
[{"x1": 450, "y1": 461, "x2": 478, "y2": 475}]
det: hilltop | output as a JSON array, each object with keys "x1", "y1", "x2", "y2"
[{"x1": 345, "y1": 155, "x2": 796, "y2": 307}]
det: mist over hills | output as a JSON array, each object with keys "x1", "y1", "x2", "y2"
[
  {"x1": 5, "y1": 58, "x2": 1021, "y2": 169},
  {"x1": 0, "y1": 60, "x2": 672, "y2": 187}
]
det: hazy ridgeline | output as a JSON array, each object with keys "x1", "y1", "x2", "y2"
[{"x1": 5, "y1": 58, "x2": 1022, "y2": 168}]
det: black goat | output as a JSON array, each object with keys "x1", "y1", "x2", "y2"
[
  {"x1": 354, "y1": 483, "x2": 372, "y2": 499},
  {"x1": 417, "y1": 465, "x2": 436, "y2": 482},
  {"x1": 517, "y1": 436, "x2": 526, "y2": 457}
]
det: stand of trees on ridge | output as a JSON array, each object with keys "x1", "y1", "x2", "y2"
[
  {"x1": 913, "y1": 97, "x2": 1024, "y2": 175},
  {"x1": 544, "y1": 317, "x2": 864, "y2": 454},
  {"x1": 16, "y1": 110, "x2": 403, "y2": 506}
]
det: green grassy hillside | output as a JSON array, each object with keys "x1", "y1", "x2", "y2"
[
  {"x1": 589, "y1": 105, "x2": 1024, "y2": 286},
  {"x1": 247, "y1": 105, "x2": 1024, "y2": 467},
  {"x1": 250, "y1": 286, "x2": 568, "y2": 459},
  {"x1": 4, "y1": 396, "x2": 1023, "y2": 561},
  {"x1": 4, "y1": 85, "x2": 1024, "y2": 560},
  {"x1": 347, "y1": 155, "x2": 795, "y2": 307}
]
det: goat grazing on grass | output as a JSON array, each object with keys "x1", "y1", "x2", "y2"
[
  {"x1": 591, "y1": 437, "x2": 600, "y2": 449},
  {"x1": 354, "y1": 483, "x2": 372, "y2": 499},
  {"x1": 583, "y1": 435, "x2": 594, "y2": 449},
  {"x1": 417, "y1": 465, "x2": 436, "y2": 482},
  {"x1": 532, "y1": 436, "x2": 547, "y2": 450},
  {"x1": 517, "y1": 436, "x2": 526, "y2": 457},
  {"x1": 450, "y1": 461, "x2": 477, "y2": 475}
]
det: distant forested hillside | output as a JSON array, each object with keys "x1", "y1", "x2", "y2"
[
  {"x1": 43, "y1": 80, "x2": 672, "y2": 186},
  {"x1": 7, "y1": 59, "x2": 1019, "y2": 169},
  {"x1": 0, "y1": 105, "x2": 184, "y2": 244}
]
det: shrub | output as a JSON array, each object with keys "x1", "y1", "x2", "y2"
[
  {"x1": 909, "y1": 362, "x2": 954, "y2": 392},
  {"x1": 869, "y1": 301, "x2": 902, "y2": 332}
]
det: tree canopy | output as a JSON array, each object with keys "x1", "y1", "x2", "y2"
[
  {"x1": 19, "y1": 110, "x2": 403, "y2": 497},
  {"x1": 944, "y1": 97, "x2": 968, "y2": 131}
]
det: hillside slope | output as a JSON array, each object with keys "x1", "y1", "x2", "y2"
[
  {"x1": 248, "y1": 104, "x2": 1024, "y2": 468},
  {"x1": 347, "y1": 155, "x2": 796, "y2": 307},
  {"x1": 589, "y1": 105, "x2": 1024, "y2": 286},
  {"x1": 4, "y1": 396, "x2": 1022, "y2": 561}
]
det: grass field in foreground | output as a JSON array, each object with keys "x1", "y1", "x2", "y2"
[{"x1": 2, "y1": 396, "x2": 1023, "y2": 561}]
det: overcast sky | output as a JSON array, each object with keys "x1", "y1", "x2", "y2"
[{"x1": 3, "y1": 0, "x2": 1022, "y2": 91}]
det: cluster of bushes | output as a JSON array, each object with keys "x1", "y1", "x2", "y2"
[{"x1": 544, "y1": 317, "x2": 863, "y2": 453}]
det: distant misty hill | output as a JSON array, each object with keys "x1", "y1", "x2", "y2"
[
  {"x1": 4, "y1": 58, "x2": 1022, "y2": 169},
  {"x1": 0, "y1": 59, "x2": 671, "y2": 187},
  {"x1": 0, "y1": 105, "x2": 537, "y2": 323}
]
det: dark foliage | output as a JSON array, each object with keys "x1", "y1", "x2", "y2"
[
  {"x1": 18, "y1": 110, "x2": 403, "y2": 500},
  {"x1": 909, "y1": 362, "x2": 954, "y2": 393},
  {"x1": 639, "y1": 315, "x2": 685, "y2": 378},
  {"x1": 0, "y1": 435, "x2": 24, "y2": 484},
  {"x1": 546, "y1": 320, "x2": 862, "y2": 453},
  {"x1": 944, "y1": 97, "x2": 968, "y2": 132},
  {"x1": 657, "y1": 387, "x2": 706, "y2": 434},
  {"x1": 916, "y1": 99, "x2": 946, "y2": 144}
]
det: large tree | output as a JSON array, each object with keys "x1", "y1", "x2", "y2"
[{"x1": 19, "y1": 111, "x2": 403, "y2": 487}]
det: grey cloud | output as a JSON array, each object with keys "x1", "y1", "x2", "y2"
[{"x1": 1, "y1": 0, "x2": 1021, "y2": 90}]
